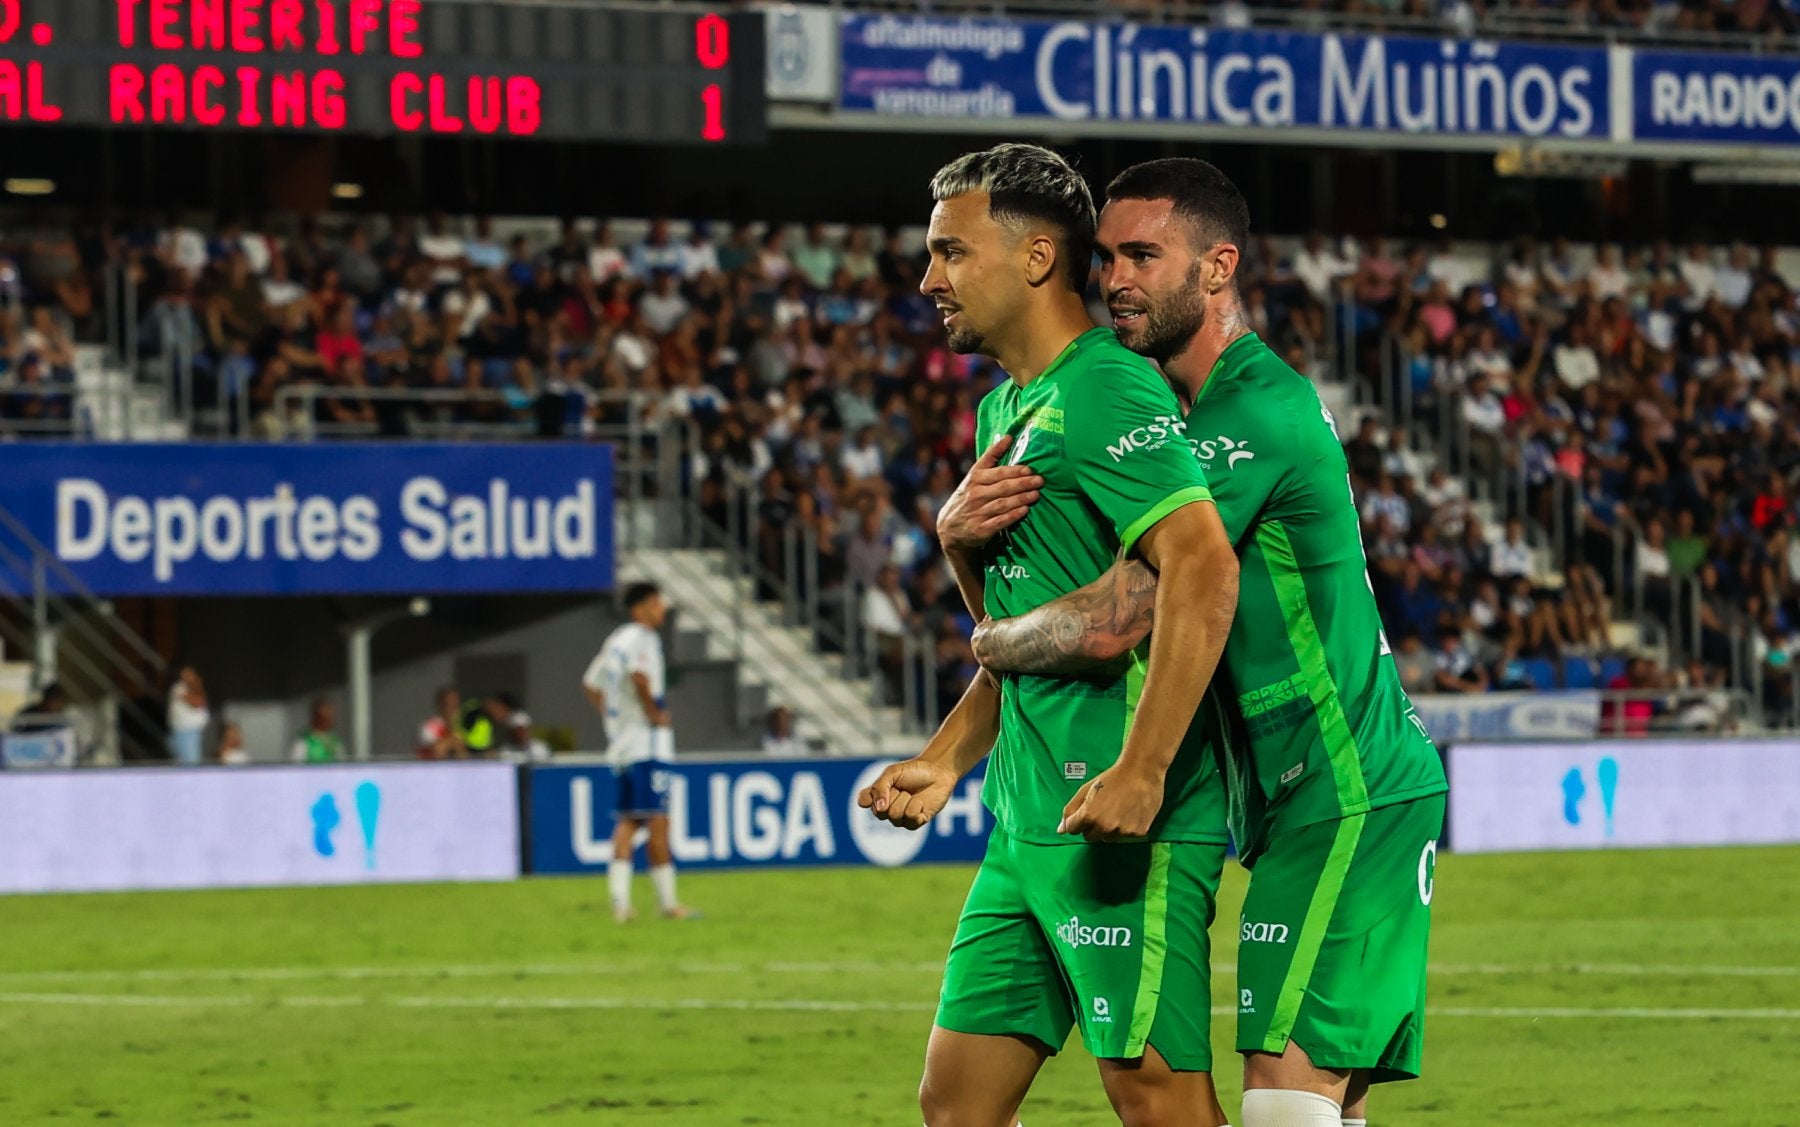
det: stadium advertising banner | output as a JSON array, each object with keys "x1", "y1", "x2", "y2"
[
  {"x1": 839, "y1": 16, "x2": 1612, "y2": 141},
  {"x1": 1413, "y1": 691, "x2": 1600, "y2": 744},
  {"x1": 0, "y1": 762, "x2": 520, "y2": 894},
  {"x1": 1448, "y1": 740, "x2": 1800, "y2": 854},
  {"x1": 0, "y1": 443, "x2": 614, "y2": 596},
  {"x1": 1633, "y1": 49, "x2": 1800, "y2": 146},
  {"x1": 527, "y1": 758, "x2": 991, "y2": 873}
]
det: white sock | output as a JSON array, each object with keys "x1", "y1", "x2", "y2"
[
  {"x1": 1342, "y1": 1119, "x2": 1366, "y2": 1126},
  {"x1": 650, "y1": 863, "x2": 679, "y2": 911},
  {"x1": 1241, "y1": 1089, "x2": 1341, "y2": 1127},
  {"x1": 607, "y1": 859, "x2": 632, "y2": 909}
]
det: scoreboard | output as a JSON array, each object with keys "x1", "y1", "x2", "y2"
[{"x1": 0, "y1": 0, "x2": 767, "y2": 143}]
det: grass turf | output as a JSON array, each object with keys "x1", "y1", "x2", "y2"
[{"x1": 1, "y1": 846, "x2": 1797, "y2": 1125}]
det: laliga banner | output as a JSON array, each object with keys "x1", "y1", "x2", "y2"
[
  {"x1": 0, "y1": 443, "x2": 613, "y2": 596},
  {"x1": 840, "y1": 17, "x2": 1611, "y2": 140},
  {"x1": 527, "y1": 758, "x2": 991, "y2": 873}
]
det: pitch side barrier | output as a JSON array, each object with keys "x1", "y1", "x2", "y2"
[{"x1": 1446, "y1": 738, "x2": 1800, "y2": 854}]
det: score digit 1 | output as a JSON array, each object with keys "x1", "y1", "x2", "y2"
[{"x1": 695, "y1": 12, "x2": 728, "y2": 142}]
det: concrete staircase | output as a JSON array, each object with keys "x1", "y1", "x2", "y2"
[
  {"x1": 71, "y1": 345, "x2": 187, "y2": 441},
  {"x1": 616, "y1": 546, "x2": 919, "y2": 757}
]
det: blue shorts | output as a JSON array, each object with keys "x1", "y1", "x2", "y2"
[{"x1": 614, "y1": 761, "x2": 670, "y2": 818}]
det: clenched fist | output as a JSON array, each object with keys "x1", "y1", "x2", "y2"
[{"x1": 856, "y1": 757, "x2": 961, "y2": 831}]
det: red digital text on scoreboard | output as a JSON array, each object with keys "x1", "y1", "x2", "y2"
[{"x1": 0, "y1": 0, "x2": 544, "y2": 134}]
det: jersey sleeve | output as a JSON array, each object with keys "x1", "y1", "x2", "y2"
[
  {"x1": 1063, "y1": 363, "x2": 1214, "y2": 558},
  {"x1": 580, "y1": 650, "x2": 607, "y2": 691}
]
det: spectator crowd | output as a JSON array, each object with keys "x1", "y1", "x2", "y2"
[{"x1": 3, "y1": 208, "x2": 1796, "y2": 727}]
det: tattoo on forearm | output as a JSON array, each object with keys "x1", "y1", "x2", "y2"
[{"x1": 976, "y1": 561, "x2": 1158, "y2": 675}]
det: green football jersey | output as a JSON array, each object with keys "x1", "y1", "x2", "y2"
[
  {"x1": 975, "y1": 327, "x2": 1228, "y2": 847},
  {"x1": 1186, "y1": 333, "x2": 1447, "y2": 864}
]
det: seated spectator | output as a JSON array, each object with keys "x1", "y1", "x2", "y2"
[
  {"x1": 1392, "y1": 632, "x2": 1436, "y2": 696},
  {"x1": 217, "y1": 720, "x2": 251, "y2": 765},
  {"x1": 459, "y1": 692, "x2": 525, "y2": 757},
  {"x1": 9, "y1": 681, "x2": 72, "y2": 734},
  {"x1": 1492, "y1": 519, "x2": 1534, "y2": 580},
  {"x1": 761, "y1": 707, "x2": 808, "y2": 757},
  {"x1": 1433, "y1": 632, "x2": 1489, "y2": 693},
  {"x1": 418, "y1": 687, "x2": 469, "y2": 760},
  {"x1": 290, "y1": 697, "x2": 344, "y2": 763}
]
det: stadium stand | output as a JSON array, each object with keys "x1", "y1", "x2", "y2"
[{"x1": 0, "y1": 210, "x2": 1790, "y2": 735}]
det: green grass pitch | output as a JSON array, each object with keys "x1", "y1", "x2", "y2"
[{"x1": 1, "y1": 846, "x2": 1797, "y2": 1125}]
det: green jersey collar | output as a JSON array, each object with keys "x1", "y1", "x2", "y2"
[{"x1": 1193, "y1": 331, "x2": 1264, "y2": 407}]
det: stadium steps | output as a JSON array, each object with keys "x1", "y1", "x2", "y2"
[
  {"x1": 616, "y1": 547, "x2": 918, "y2": 757},
  {"x1": 73, "y1": 346, "x2": 187, "y2": 441}
]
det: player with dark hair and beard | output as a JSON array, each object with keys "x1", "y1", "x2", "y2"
[
  {"x1": 941, "y1": 158, "x2": 1449, "y2": 1127},
  {"x1": 859, "y1": 144, "x2": 1242, "y2": 1127}
]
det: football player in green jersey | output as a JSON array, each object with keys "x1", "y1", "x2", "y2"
[
  {"x1": 856, "y1": 145, "x2": 1241, "y2": 1127},
  {"x1": 951, "y1": 160, "x2": 1449, "y2": 1127}
]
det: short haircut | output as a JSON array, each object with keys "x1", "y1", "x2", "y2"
[
  {"x1": 1106, "y1": 158, "x2": 1251, "y2": 256},
  {"x1": 930, "y1": 143, "x2": 1096, "y2": 294},
  {"x1": 624, "y1": 582, "x2": 661, "y2": 610}
]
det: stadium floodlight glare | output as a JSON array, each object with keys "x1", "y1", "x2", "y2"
[
  {"x1": 1690, "y1": 162, "x2": 1800, "y2": 186},
  {"x1": 331, "y1": 183, "x2": 365, "y2": 200},
  {"x1": 1493, "y1": 147, "x2": 1627, "y2": 180},
  {"x1": 3, "y1": 178, "x2": 55, "y2": 196}
]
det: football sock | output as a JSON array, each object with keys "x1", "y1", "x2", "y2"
[
  {"x1": 651, "y1": 863, "x2": 679, "y2": 911},
  {"x1": 607, "y1": 859, "x2": 632, "y2": 909},
  {"x1": 1241, "y1": 1089, "x2": 1342, "y2": 1126},
  {"x1": 1342, "y1": 1119, "x2": 1367, "y2": 1126}
]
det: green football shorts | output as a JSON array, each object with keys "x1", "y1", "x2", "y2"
[
  {"x1": 936, "y1": 825, "x2": 1227, "y2": 1070},
  {"x1": 1235, "y1": 795, "x2": 1446, "y2": 1083}
]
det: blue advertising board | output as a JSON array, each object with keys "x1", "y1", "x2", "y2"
[
  {"x1": 0, "y1": 443, "x2": 613, "y2": 596},
  {"x1": 840, "y1": 16, "x2": 1611, "y2": 141},
  {"x1": 527, "y1": 758, "x2": 991, "y2": 873},
  {"x1": 1633, "y1": 48, "x2": 1800, "y2": 145}
]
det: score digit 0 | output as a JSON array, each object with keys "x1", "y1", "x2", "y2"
[
  {"x1": 695, "y1": 12, "x2": 727, "y2": 142},
  {"x1": 0, "y1": 0, "x2": 20, "y2": 43}
]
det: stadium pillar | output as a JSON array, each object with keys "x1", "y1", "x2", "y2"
[{"x1": 341, "y1": 599, "x2": 431, "y2": 761}]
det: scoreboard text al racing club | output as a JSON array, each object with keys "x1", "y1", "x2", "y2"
[{"x1": 0, "y1": 0, "x2": 767, "y2": 143}]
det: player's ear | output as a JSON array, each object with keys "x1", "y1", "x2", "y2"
[
  {"x1": 1024, "y1": 233, "x2": 1059, "y2": 288},
  {"x1": 1208, "y1": 243, "x2": 1241, "y2": 294}
]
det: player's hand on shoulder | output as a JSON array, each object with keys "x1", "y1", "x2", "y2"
[
  {"x1": 856, "y1": 757, "x2": 958, "y2": 831},
  {"x1": 1058, "y1": 764, "x2": 1164, "y2": 842},
  {"x1": 938, "y1": 435, "x2": 1044, "y2": 553}
]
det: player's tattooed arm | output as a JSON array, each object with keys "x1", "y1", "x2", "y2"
[{"x1": 970, "y1": 558, "x2": 1157, "y2": 675}]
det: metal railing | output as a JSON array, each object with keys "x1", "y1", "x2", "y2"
[{"x1": 0, "y1": 504, "x2": 168, "y2": 764}]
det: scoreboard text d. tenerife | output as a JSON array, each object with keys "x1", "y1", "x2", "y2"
[{"x1": 0, "y1": 0, "x2": 766, "y2": 143}]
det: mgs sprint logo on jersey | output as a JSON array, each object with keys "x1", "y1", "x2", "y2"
[
  {"x1": 1105, "y1": 415, "x2": 1188, "y2": 462},
  {"x1": 1056, "y1": 915, "x2": 1134, "y2": 949},
  {"x1": 1196, "y1": 435, "x2": 1255, "y2": 471}
]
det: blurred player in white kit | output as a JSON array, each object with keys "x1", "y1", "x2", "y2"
[{"x1": 582, "y1": 581, "x2": 696, "y2": 922}]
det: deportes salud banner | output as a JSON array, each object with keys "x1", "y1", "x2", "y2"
[
  {"x1": 528, "y1": 757, "x2": 991, "y2": 873},
  {"x1": 0, "y1": 443, "x2": 613, "y2": 596},
  {"x1": 1448, "y1": 739, "x2": 1800, "y2": 854}
]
